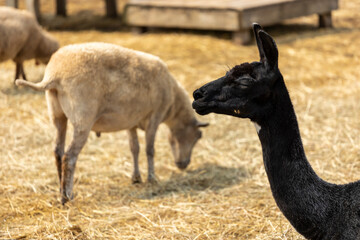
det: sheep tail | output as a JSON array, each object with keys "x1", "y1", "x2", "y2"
[{"x1": 15, "y1": 79, "x2": 56, "y2": 91}]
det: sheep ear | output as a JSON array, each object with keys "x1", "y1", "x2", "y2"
[
  {"x1": 196, "y1": 121, "x2": 209, "y2": 128},
  {"x1": 252, "y1": 23, "x2": 265, "y2": 62},
  {"x1": 258, "y1": 30, "x2": 278, "y2": 69}
]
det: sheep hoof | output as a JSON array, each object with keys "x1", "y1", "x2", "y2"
[
  {"x1": 61, "y1": 193, "x2": 74, "y2": 205},
  {"x1": 147, "y1": 176, "x2": 158, "y2": 184},
  {"x1": 132, "y1": 175, "x2": 142, "y2": 184},
  {"x1": 61, "y1": 196, "x2": 69, "y2": 205}
]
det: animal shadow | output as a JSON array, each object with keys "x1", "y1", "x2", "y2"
[
  {"x1": 120, "y1": 163, "x2": 248, "y2": 200},
  {"x1": 1, "y1": 85, "x2": 43, "y2": 96}
]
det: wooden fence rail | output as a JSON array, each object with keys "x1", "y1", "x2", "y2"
[{"x1": 5, "y1": 0, "x2": 118, "y2": 19}]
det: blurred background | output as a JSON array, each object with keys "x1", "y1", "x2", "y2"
[{"x1": 0, "y1": 0, "x2": 359, "y2": 239}]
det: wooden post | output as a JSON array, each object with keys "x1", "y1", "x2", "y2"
[
  {"x1": 319, "y1": 12, "x2": 333, "y2": 28},
  {"x1": 56, "y1": 0, "x2": 67, "y2": 17},
  {"x1": 25, "y1": 0, "x2": 40, "y2": 21},
  {"x1": 232, "y1": 30, "x2": 251, "y2": 45},
  {"x1": 131, "y1": 27, "x2": 148, "y2": 35},
  {"x1": 105, "y1": 0, "x2": 117, "y2": 18},
  {"x1": 5, "y1": 0, "x2": 18, "y2": 8}
]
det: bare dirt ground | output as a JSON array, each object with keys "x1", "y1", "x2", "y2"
[{"x1": 0, "y1": 0, "x2": 359, "y2": 239}]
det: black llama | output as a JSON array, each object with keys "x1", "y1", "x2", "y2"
[{"x1": 192, "y1": 23, "x2": 360, "y2": 240}]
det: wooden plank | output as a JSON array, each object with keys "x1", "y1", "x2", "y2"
[
  {"x1": 125, "y1": 0, "x2": 339, "y2": 45},
  {"x1": 126, "y1": 0, "x2": 294, "y2": 11},
  {"x1": 125, "y1": 6, "x2": 240, "y2": 31},
  {"x1": 126, "y1": 0, "x2": 339, "y2": 30},
  {"x1": 105, "y1": 0, "x2": 117, "y2": 18},
  {"x1": 240, "y1": 0, "x2": 338, "y2": 28},
  {"x1": 233, "y1": 29, "x2": 251, "y2": 45},
  {"x1": 5, "y1": 0, "x2": 18, "y2": 8}
]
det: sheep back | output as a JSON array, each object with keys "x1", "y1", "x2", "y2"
[
  {"x1": 44, "y1": 42, "x2": 182, "y2": 131},
  {"x1": 0, "y1": 7, "x2": 58, "y2": 63}
]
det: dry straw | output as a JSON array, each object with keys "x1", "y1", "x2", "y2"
[{"x1": 0, "y1": 0, "x2": 359, "y2": 239}]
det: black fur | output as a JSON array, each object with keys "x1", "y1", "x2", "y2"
[
  {"x1": 227, "y1": 62, "x2": 254, "y2": 79},
  {"x1": 192, "y1": 23, "x2": 360, "y2": 240}
]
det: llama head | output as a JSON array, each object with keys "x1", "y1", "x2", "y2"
[{"x1": 192, "y1": 23, "x2": 283, "y2": 123}]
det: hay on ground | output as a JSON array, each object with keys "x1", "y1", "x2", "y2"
[{"x1": 0, "y1": 0, "x2": 359, "y2": 239}]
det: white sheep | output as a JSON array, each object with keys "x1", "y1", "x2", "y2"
[
  {"x1": 0, "y1": 6, "x2": 59, "y2": 82},
  {"x1": 15, "y1": 42, "x2": 208, "y2": 204}
]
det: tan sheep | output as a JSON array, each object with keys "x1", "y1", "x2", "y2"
[
  {"x1": 0, "y1": 6, "x2": 59, "y2": 82},
  {"x1": 16, "y1": 42, "x2": 208, "y2": 204}
]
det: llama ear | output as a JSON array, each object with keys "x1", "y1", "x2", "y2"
[
  {"x1": 252, "y1": 23, "x2": 265, "y2": 62},
  {"x1": 196, "y1": 121, "x2": 209, "y2": 128},
  {"x1": 258, "y1": 30, "x2": 278, "y2": 69}
]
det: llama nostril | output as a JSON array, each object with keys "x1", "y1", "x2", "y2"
[{"x1": 193, "y1": 89, "x2": 204, "y2": 100}]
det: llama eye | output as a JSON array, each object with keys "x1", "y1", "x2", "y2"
[{"x1": 234, "y1": 78, "x2": 253, "y2": 89}]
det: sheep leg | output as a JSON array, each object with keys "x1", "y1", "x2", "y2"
[
  {"x1": 15, "y1": 62, "x2": 26, "y2": 81},
  {"x1": 128, "y1": 128, "x2": 142, "y2": 183},
  {"x1": 145, "y1": 119, "x2": 160, "y2": 183},
  {"x1": 15, "y1": 62, "x2": 21, "y2": 81},
  {"x1": 61, "y1": 128, "x2": 89, "y2": 205},
  {"x1": 20, "y1": 64, "x2": 27, "y2": 80},
  {"x1": 53, "y1": 115, "x2": 67, "y2": 185},
  {"x1": 46, "y1": 90, "x2": 67, "y2": 186}
]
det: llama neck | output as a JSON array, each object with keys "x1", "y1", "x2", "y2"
[
  {"x1": 256, "y1": 79, "x2": 335, "y2": 236},
  {"x1": 257, "y1": 83, "x2": 313, "y2": 183}
]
